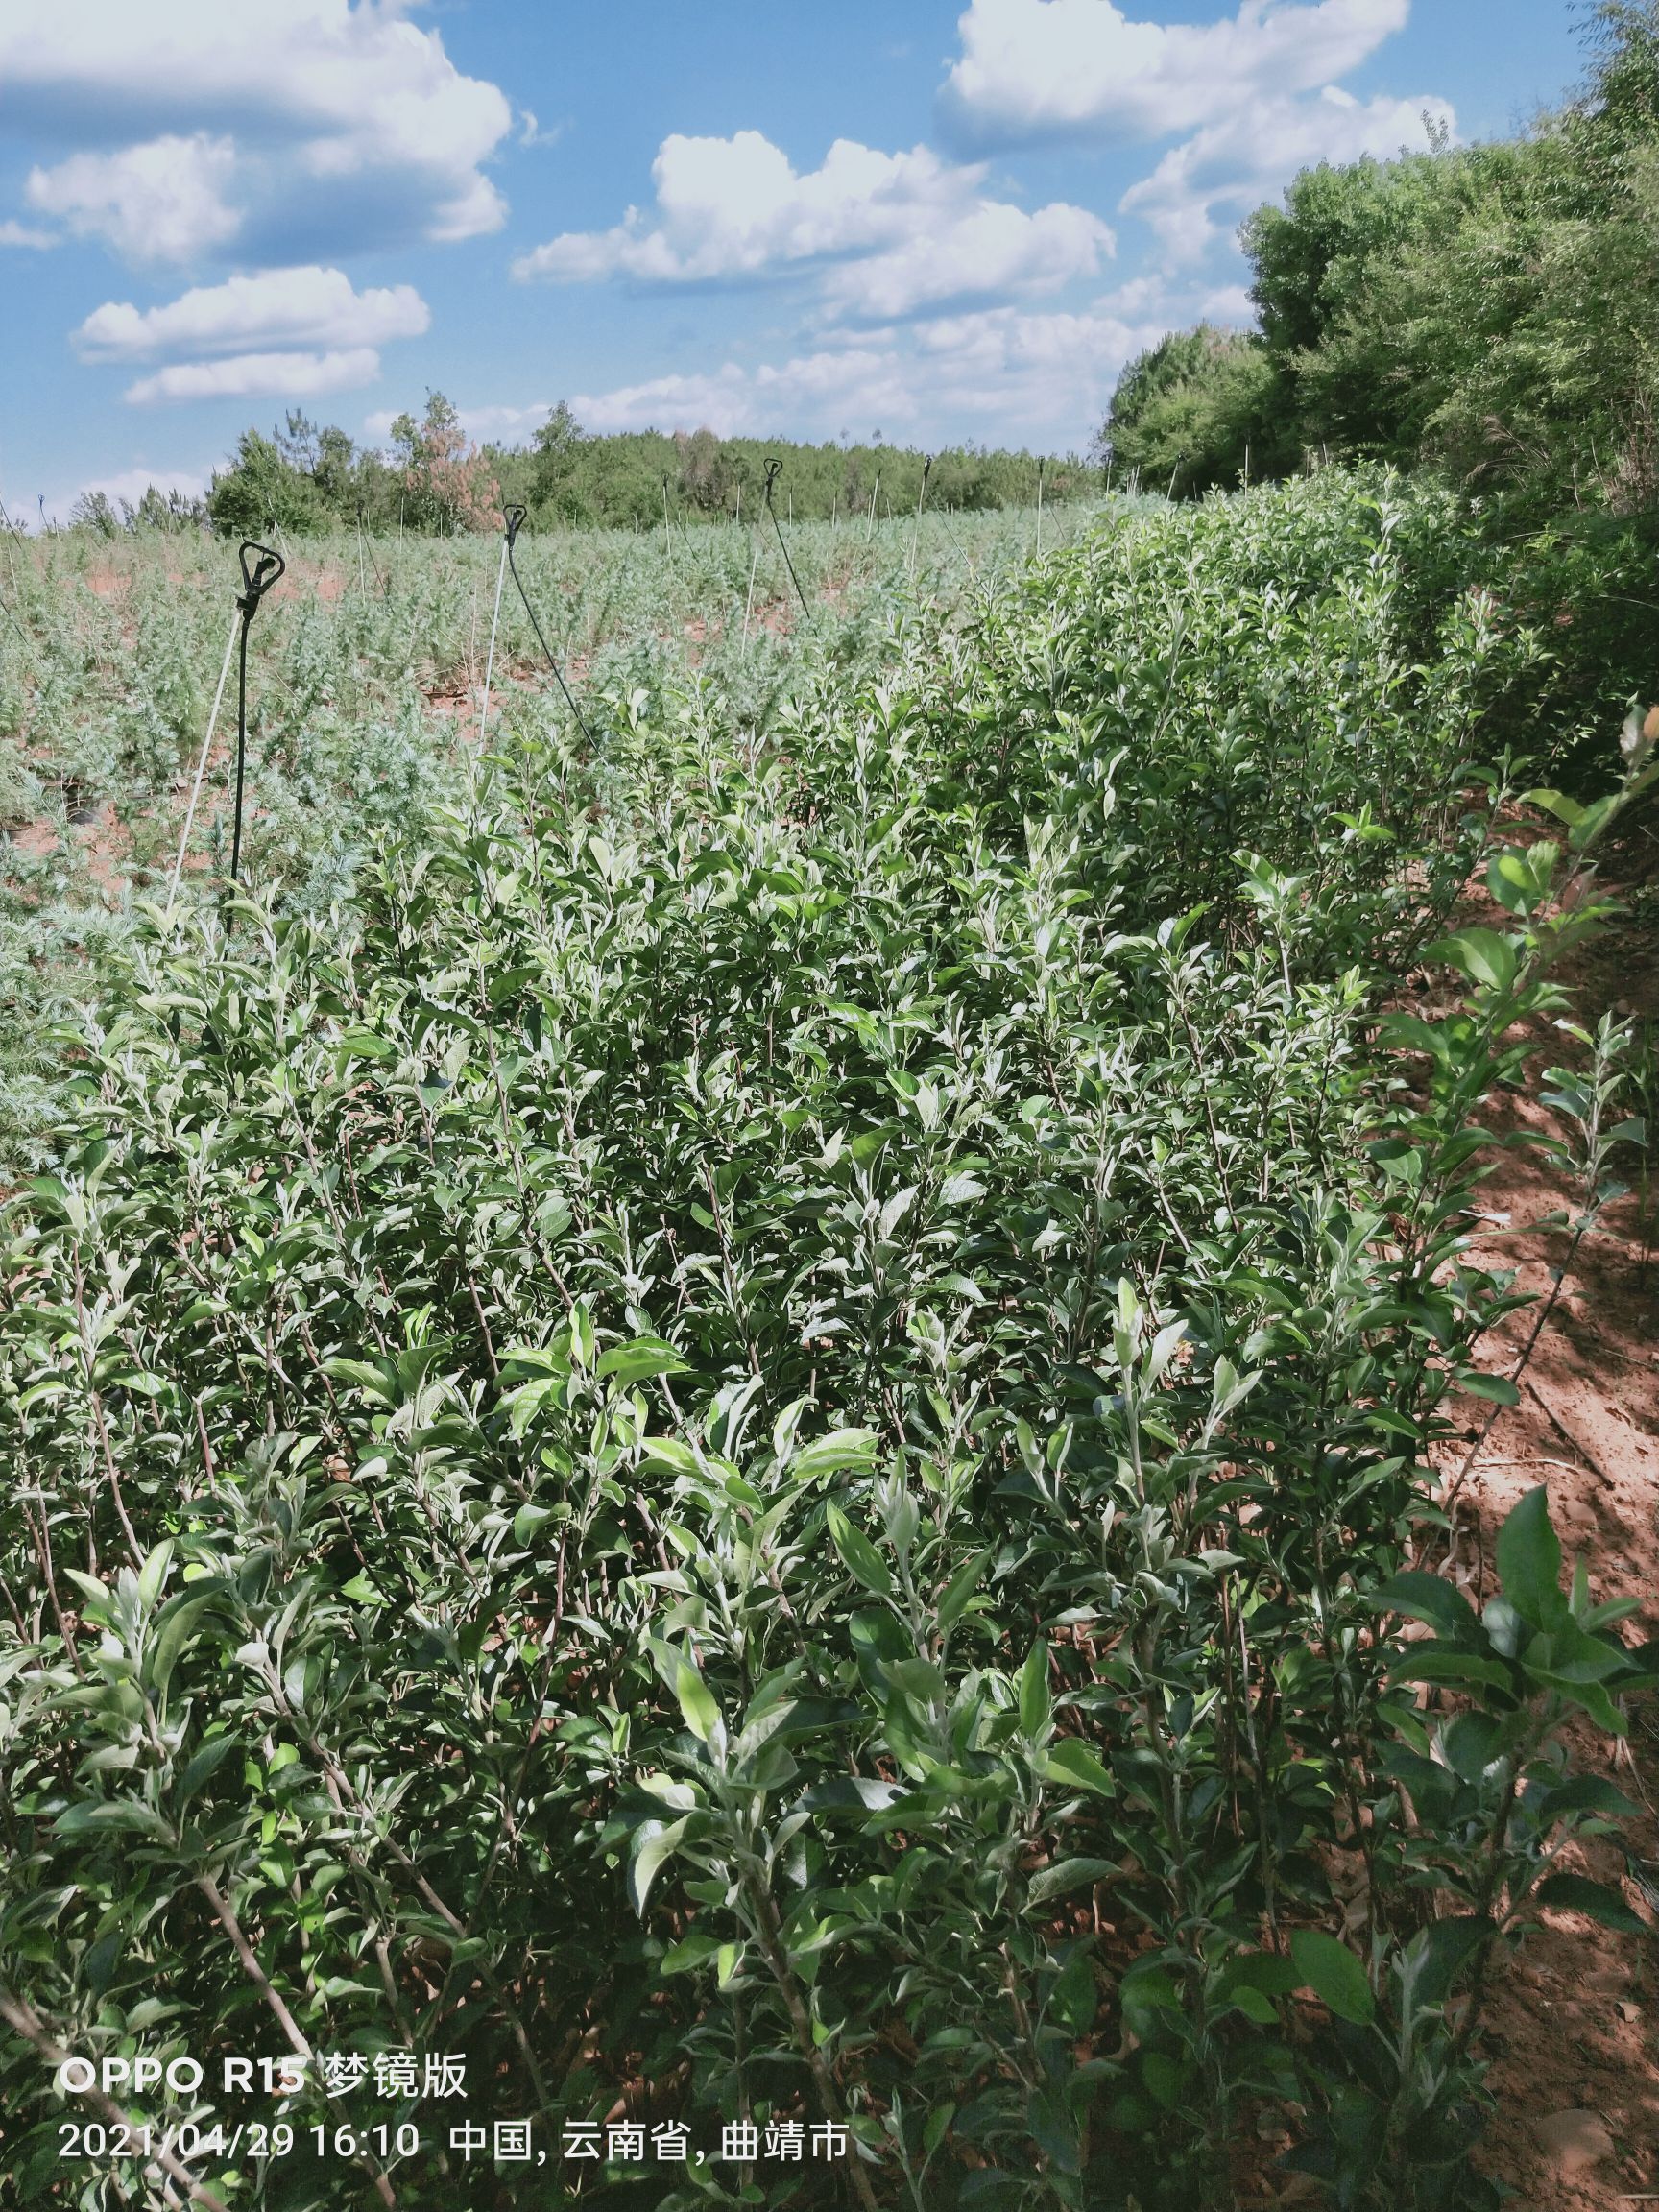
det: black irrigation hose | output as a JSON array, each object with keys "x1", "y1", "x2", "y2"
[
  {"x1": 501, "y1": 505, "x2": 593, "y2": 745},
  {"x1": 229, "y1": 541, "x2": 283, "y2": 884},
  {"x1": 762, "y1": 458, "x2": 808, "y2": 616}
]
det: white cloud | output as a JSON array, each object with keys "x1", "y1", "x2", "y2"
[
  {"x1": 27, "y1": 134, "x2": 239, "y2": 264},
  {"x1": 77, "y1": 266, "x2": 428, "y2": 361},
  {"x1": 514, "y1": 130, "x2": 1113, "y2": 321},
  {"x1": 363, "y1": 400, "x2": 548, "y2": 445},
  {"x1": 940, "y1": 0, "x2": 1408, "y2": 146},
  {"x1": 517, "y1": 109, "x2": 564, "y2": 151},
  {"x1": 74, "y1": 465, "x2": 210, "y2": 509},
  {"x1": 1121, "y1": 86, "x2": 1455, "y2": 260},
  {"x1": 561, "y1": 300, "x2": 1168, "y2": 449},
  {"x1": 822, "y1": 199, "x2": 1113, "y2": 321},
  {"x1": 0, "y1": 217, "x2": 57, "y2": 249},
  {"x1": 125, "y1": 348, "x2": 381, "y2": 405},
  {"x1": 26, "y1": 464, "x2": 211, "y2": 529},
  {"x1": 569, "y1": 349, "x2": 909, "y2": 439},
  {"x1": 2, "y1": 0, "x2": 512, "y2": 261}
]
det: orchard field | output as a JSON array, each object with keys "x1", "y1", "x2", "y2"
[{"x1": 0, "y1": 474, "x2": 1657, "y2": 2212}]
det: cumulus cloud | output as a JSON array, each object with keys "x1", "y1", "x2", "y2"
[
  {"x1": 0, "y1": 217, "x2": 57, "y2": 249},
  {"x1": 940, "y1": 0, "x2": 1408, "y2": 146},
  {"x1": 75, "y1": 465, "x2": 210, "y2": 509},
  {"x1": 77, "y1": 266, "x2": 429, "y2": 361},
  {"x1": 124, "y1": 348, "x2": 381, "y2": 406},
  {"x1": 362, "y1": 399, "x2": 549, "y2": 445},
  {"x1": 568, "y1": 349, "x2": 909, "y2": 439},
  {"x1": 27, "y1": 134, "x2": 239, "y2": 264},
  {"x1": 559, "y1": 298, "x2": 1168, "y2": 449},
  {"x1": 31, "y1": 465, "x2": 211, "y2": 529},
  {"x1": 515, "y1": 130, "x2": 1113, "y2": 321},
  {"x1": 1121, "y1": 85, "x2": 1454, "y2": 260},
  {"x1": 1, "y1": 0, "x2": 512, "y2": 261}
]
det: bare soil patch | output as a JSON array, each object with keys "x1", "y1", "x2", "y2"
[{"x1": 1421, "y1": 803, "x2": 1659, "y2": 2208}]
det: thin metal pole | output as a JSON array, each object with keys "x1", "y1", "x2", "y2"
[
  {"x1": 479, "y1": 530, "x2": 510, "y2": 743},
  {"x1": 167, "y1": 608, "x2": 240, "y2": 907},
  {"x1": 762, "y1": 458, "x2": 807, "y2": 616},
  {"x1": 502, "y1": 505, "x2": 592, "y2": 743},
  {"x1": 741, "y1": 538, "x2": 759, "y2": 649},
  {"x1": 228, "y1": 612, "x2": 252, "y2": 882}
]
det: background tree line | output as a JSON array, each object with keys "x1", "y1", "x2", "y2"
[
  {"x1": 187, "y1": 392, "x2": 1092, "y2": 542},
  {"x1": 1099, "y1": 1, "x2": 1659, "y2": 522}
]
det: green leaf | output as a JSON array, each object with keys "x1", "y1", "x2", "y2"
[
  {"x1": 660, "y1": 1930, "x2": 723, "y2": 1975},
  {"x1": 53, "y1": 1801, "x2": 171, "y2": 1839},
  {"x1": 147, "y1": 1591, "x2": 217, "y2": 1699},
  {"x1": 923, "y1": 2103, "x2": 955, "y2": 2158},
  {"x1": 1390, "y1": 1650, "x2": 1517, "y2": 1695},
  {"x1": 1426, "y1": 927, "x2": 1518, "y2": 995},
  {"x1": 136, "y1": 1541, "x2": 174, "y2": 1611},
  {"x1": 1018, "y1": 1643, "x2": 1053, "y2": 1741},
  {"x1": 1457, "y1": 1371, "x2": 1519, "y2": 1407},
  {"x1": 1289, "y1": 1930, "x2": 1375, "y2": 2025},
  {"x1": 1223, "y1": 1951, "x2": 1302, "y2": 2001},
  {"x1": 1373, "y1": 1571, "x2": 1475, "y2": 1637},
  {"x1": 1496, "y1": 1484, "x2": 1565, "y2": 1631},
  {"x1": 1525, "y1": 788, "x2": 1585, "y2": 830},
  {"x1": 597, "y1": 1336, "x2": 689, "y2": 1385},
  {"x1": 1534, "y1": 1775, "x2": 1638, "y2": 1822},
  {"x1": 793, "y1": 1429, "x2": 879, "y2": 1483},
  {"x1": 628, "y1": 1816, "x2": 690, "y2": 1915},
  {"x1": 826, "y1": 1503, "x2": 892, "y2": 1597},
  {"x1": 512, "y1": 1503, "x2": 555, "y2": 1547},
  {"x1": 936, "y1": 1547, "x2": 993, "y2": 1629},
  {"x1": 1535, "y1": 1873, "x2": 1646, "y2": 1933},
  {"x1": 178, "y1": 1734, "x2": 239, "y2": 1801},
  {"x1": 1026, "y1": 1858, "x2": 1116, "y2": 1906},
  {"x1": 1041, "y1": 1740, "x2": 1115, "y2": 1796},
  {"x1": 674, "y1": 1659, "x2": 723, "y2": 1747}
]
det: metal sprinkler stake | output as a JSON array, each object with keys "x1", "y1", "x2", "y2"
[
  {"x1": 762, "y1": 457, "x2": 807, "y2": 617},
  {"x1": 228, "y1": 540, "x2": 284, "y2": 885}
]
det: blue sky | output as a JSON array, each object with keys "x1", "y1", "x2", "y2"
[{"x1": 1, "y1": 1, "x2": 1588, "y2": 522}]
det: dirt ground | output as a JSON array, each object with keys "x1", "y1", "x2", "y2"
[{"x1": 1427, "y1": 799, "x2": 1659, "y2": 2210}]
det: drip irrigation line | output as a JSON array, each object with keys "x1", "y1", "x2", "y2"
[
  {"x1": 501, "y1": 505, "x2": 593, "y2": 745},
  {"x1": 762, "y1": 458, "x2": 808, "y2": 618},
  {"x1": 228, "y1": 541, "x2": 284, "y2": 885}
]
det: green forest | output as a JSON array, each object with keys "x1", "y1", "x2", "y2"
[
  {"x1": 2, "y1": 9, "x2": 1658, "y2": 2212},
  {"x1": 70, "y1": 410, "x2": 1092, "y2": 545}
]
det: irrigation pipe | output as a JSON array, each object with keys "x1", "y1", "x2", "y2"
[
  {"x1": 478, "y1": 524, "x2": 510, "y2": 744},
  {"x1": 228, "y1": 543, "x2": 284, "y2": 884},
  {"x1": 501, "y1": 505, "x2": 593, "y2": 745},
  {"x1": 762, "y1": 457, "x2": 807, "y2": 618},
  {"x1": 166, "y1": 541, "x2": 284, "y2": 904}
]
